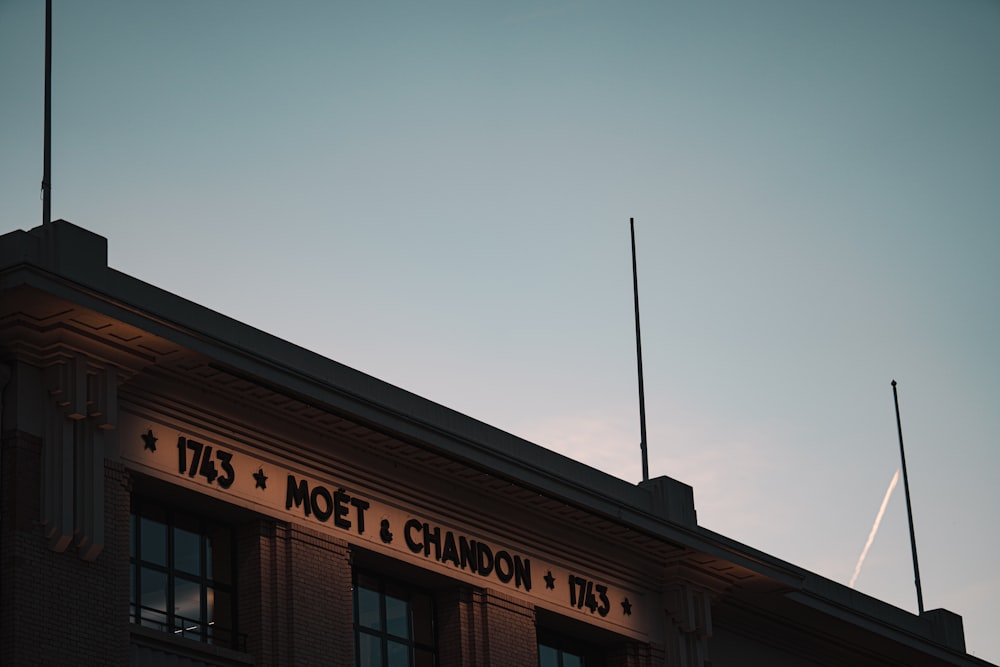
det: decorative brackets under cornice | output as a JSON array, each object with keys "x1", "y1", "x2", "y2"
[{"x1": 41, "y1": 354, "x2": 118, "y2": 561}]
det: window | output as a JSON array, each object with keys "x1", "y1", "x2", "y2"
[
  {"x1": 539, "y1": 644, "x2": 585, "y2": 667},
  {"x1": 538, "y1": 630, "x2": 605, "y2": 667},
  {"x1": 353, "y1": 572, "x2": 436, "y2": 667},
  {"x1": 129, "y1": 499, "x2": 237, "y2": 647}
]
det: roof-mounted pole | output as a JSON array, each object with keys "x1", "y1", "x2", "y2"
[
  {"x1": 631, "y1": 218, "x2": 649, "y2": 482},
  {"x1": 892, "y1": 379, "x2": 925, "y2": 614},
  {"x1": 42, "y1": 0, "x2": 53, "y2": 225}
]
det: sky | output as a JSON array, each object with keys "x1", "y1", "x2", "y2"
[{"x1": 2, "y1": 0, "x2": 998, "y2": 661}]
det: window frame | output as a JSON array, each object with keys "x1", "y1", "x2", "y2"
[
  {"x1": 353, "y1": 571, "x2": 437, "y2": 667},
  {"x1": 538, "y1": 630, "x2": 606, "y2": 667},
  {"x1": 129, "y1": 497, "x2": 239, "y2": 648}
]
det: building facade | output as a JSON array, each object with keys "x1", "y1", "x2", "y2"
[{"x1": 0, "y1": 220, "x2": 991, "y2": 666}]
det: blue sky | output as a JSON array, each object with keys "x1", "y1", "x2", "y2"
[{"x1": 2, "y1": 0, "x2": 999, "y2": 661}]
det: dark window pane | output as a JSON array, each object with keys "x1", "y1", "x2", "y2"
[
  {"x1": 358, "y1": 632, "x2": 381, "y2": 667},
  {"x1": 564, "y1": 654, "x2": 583, "y2": 667},
  {"x1": 355, "y1": 574, "x2": 436, "y2": 667},
  {"x1": 130, "y1": 513, "x2": 136, "y2": 559},
  {"x1": 210, "y1": 587, "x2": 232, "y2": 630},
  {"x1": 140, "y1": 568, "x2": 168, "y2": 630},
  {"x1": 140, "y1": 609, "x2": 169, "y2": 632},
  {"x1": 208, "y1": 587, "x2": 233, "y2": 645},
  {"x1": 357, "y1": 586, "x2": 382, "y2": 631},
  {"x1": 174, "y1": 526, "x2": 201, "y2": 575},
  {"x1": 140, "y1": 516, "x2": 168, "y2": 567},
  {"x1": 385, "y1": 594, "x2": 409, "y2": 639},
  {"x1": 130, "y1": 504, "x2": 234, "y2": 647},
  {"x1": 387, "y1": 640, "x2": 409, "y2": 667},
  {"x1": 539, "y1": 644, "x2": 559, "y2": 667},
  {"x1": 174, "y1": 576, "x2": 203, "y2": 636},
  {"x1": 208, "y1": 524, "x2": 232, "y2": 584}
]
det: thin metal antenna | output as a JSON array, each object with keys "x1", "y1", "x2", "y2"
[
  {"x1": 892, "y1": 379, "x2": 925, "y2": 614},
  {"x1": 42, "y1": 0, "x2": 53, "y2": 225},
  {"x1": 631, "y1": 218, "x2": 649, "y2": 482}
]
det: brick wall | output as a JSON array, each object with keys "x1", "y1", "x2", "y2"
[
  {"x1": 0, "y1": 432, "x2": 130, "y2": 667},
  {"x1": 238, "y1": 519, "x2": 354, "y2": 666},
  {"x1": 437, "y1": 586, "x2": 485, "y2": 666},
  {"x1": 287, "y1": 525, "x2": 354, "y2": 665},
  {"x1": 480, "y1": 589, "x2": 538, "y2": 666},
  {"x1": 437, "y1": 586, "x2": 537, "y2": 667},
  {"x1": 236, "y1": 518, "x2": 275, "y2": 663}
]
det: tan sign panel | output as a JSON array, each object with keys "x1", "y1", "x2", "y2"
[{"x1": 120, "y1": 411, "x2": 651, "y2": 639}]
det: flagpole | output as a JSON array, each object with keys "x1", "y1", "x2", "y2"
[
  {"x1": 631, "y1": 218, "x2": 649, "y2": 482},
  {"x1": 42, "y1": 0, "x2": 53, "y2": 225},
  {"x1": 892, "y1": 379, "x2": 924, "y2": 614}
]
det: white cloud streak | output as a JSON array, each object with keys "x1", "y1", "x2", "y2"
[{"x1": 849, "y1": 468, "x2": 900, "y2": 588}]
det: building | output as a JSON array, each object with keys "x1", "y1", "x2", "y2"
[{"x1": 0, "y1": 220, "x2": 991, "y2": 666}]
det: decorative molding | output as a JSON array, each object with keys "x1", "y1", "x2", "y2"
[
  {"x1": 663, "y1": 582, "x2": 714, "y2": 667},
  {"x1": 40, "y1": 353, "x2": 119, "y2": 560}
]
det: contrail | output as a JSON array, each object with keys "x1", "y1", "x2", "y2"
[{"x1": 849, "y1": 468, "x2": 901, "y2": 588}]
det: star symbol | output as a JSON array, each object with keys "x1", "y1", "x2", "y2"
[
  {"x1": 141, "y1": 429, "x2": 157, "y2": 452},
  {"x1": 253, "y1": 467, "x2": 268, "y2": 489},
  {"x1": 621, "y1": 598, "x2": 632, "y2": 616},
  {"x1": 544, "y1": 571, "x2": 556, "y2": 590}
]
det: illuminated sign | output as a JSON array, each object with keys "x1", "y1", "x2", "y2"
[{"x1": 121, "y1": 412, "x2": 646, "y2": 637}]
